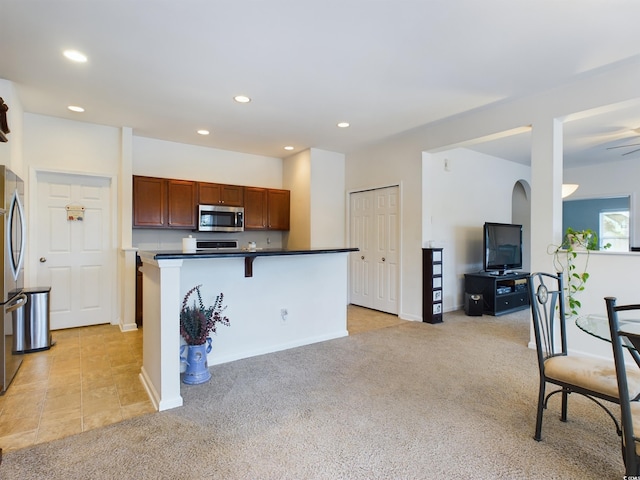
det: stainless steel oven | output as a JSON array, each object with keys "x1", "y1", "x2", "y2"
[{"x1": 198, "y1": 205, "x2": 244, "y2": 232}]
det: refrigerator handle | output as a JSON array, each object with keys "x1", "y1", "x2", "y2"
[{"x1": 6, "y1": 293, "x2": 27, "y2": 313}]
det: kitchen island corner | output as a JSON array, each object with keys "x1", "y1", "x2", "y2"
[{"x1": 138, "y1": 247, "x2": 357, "y2": 411}]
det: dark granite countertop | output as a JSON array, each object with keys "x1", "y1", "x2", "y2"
[
  {"x1": 140, "y1": 247, "x2": 358, "y2": 261},
  {"x1": 139, "y1": 247, "x2": 358, "y2": 277}
]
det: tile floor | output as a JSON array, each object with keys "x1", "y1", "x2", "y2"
[
  {"x1": 0, "y1": 305, "x2": 401, "y2": 453},
  {"x1": 0, "y1": 323, "x2": 155, "y2": 452},
  {"x1": 347, "y1": 304, "x2": 407, "y2": 334}
]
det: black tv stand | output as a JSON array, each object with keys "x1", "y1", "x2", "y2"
[
  {"x1": 464, "y1": 271, "x2": 529, "y2": 316},
  {"x1": 488, "y1": 270, "x2": 512, "y2": 276}
]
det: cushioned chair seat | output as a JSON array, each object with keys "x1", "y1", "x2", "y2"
[{"x1": 545, "y1": 355, "x2": 640, "y2": 399}]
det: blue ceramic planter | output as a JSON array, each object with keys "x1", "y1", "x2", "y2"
[{"x1": 180, "y1": 338, "x2": 212, "y2": 384}]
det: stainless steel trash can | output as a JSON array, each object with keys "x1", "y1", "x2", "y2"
[{"x1": 13, "y1": 287, "x2": 53, "y2": 353}]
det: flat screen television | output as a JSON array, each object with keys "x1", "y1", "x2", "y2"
[{"x1": 483, "y1": 222, "x2": 523, "y2": 275}]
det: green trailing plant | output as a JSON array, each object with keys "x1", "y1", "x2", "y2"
[
  {"x1": 548, "y1": 227, "x2": 610, "y2": 317},
  {"x1": 180, "y1": 285, "x2": 230, "y2": 345}
]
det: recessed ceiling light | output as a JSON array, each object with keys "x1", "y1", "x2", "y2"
[
  {"x1": 63, "y1": 49, "x2": 87, "y2": 63},
  {"x1": 67, "y1": 105, "x2": 85, "y2": 112},
  {"x1": 337, "y1": 122, "x2": 350, "y2": 128},
  {"x1": 197, "y1": 129, "x2": 210, "y2": 135},
  {"x1": 234, "y1": 95, "x2": 251, "y2": 104},
  {"x1": 284, "y1": 146, "x2": 294, "y2": 151}
]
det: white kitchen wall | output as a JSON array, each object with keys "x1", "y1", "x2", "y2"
[
  {"x1": 23, "y1": 113, "x2": 121, "y2": 175},
  {"x1": 133, "y1": 136, "x2": 283, "y2": 187},
  {"x1": 132, "y1": 135, "x2": 286, "y2": 251},
  {"x1": 21, "y1": 115, "x2": 123, "y2": 302}
]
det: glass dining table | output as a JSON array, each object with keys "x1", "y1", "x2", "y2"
[
  {"x1": 576, "y1": 314, "x2": 640, "y2": 345},
  {"x1": 576, "y1": 314, "x2": 640, "y2": 365}
]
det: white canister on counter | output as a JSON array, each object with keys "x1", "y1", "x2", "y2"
[{"x1": 183, "y1": 235, "x2": 197, "y2": 253}]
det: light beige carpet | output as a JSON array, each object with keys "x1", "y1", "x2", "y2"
[{"x1": 1, "y1": 308, "x2": 625, "y2": 479}]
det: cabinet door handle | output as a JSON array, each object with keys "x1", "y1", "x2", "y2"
[
  {"x1": 361, "y1": 256, "x2": 364, "y2": 260},
  {"x1": 382, "y1": 257, "x2": 386, "y2": 262}
]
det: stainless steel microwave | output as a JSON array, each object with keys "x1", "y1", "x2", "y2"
[{"x1": 198, "y1": 205, "x2": 244, "y2": 232}]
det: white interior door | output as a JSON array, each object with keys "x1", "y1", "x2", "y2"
[
  {"x1": 349, "y1": 186, "x2": 399, "y2": 314},
  {"x1": 349, "y1": 190, "x2": 373, "y2": 307},
  {"x1": 373, "y1": 187, "x2": 398, "y2": 313},
  {"x1": 36, "y1": 172, "x2": 113, "y2": 330}
]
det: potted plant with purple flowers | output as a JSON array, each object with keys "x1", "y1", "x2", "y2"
[{"x1": 179, "y1": 285, "x2": 230, "y2": 384}]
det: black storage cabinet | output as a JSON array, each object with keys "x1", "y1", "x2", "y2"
[{"x1": 423, "y1": 248, "x2": 443, "y2": 323}]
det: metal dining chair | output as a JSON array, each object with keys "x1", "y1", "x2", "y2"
[
  {"x1": 529, "y1": 272, "x2": 637, "y2": 442},
  {"x1": 605, "y1": 297, "x2": 640, "y2": 476}
]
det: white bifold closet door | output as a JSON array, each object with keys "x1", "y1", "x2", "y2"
[{"x1": 349, "y1": 186, "x2": 399, "y2": 314}]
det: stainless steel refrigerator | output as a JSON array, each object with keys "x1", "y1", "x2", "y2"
[{"x1": 0, "y1": 166, "x2": 26, "y2": 394}]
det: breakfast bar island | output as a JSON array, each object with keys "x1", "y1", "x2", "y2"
[{"x1": 137, "y1": 247, "x2": 356, "y2": 411}]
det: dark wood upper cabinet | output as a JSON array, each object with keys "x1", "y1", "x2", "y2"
[
  {"x1": 244, "y1": 187, "x2": 290, "y2": 231},
  {"x1": 167, "y1": 179, "x2": 196, "y2": 228},
  {"x1": 198, "y1": 182, "x2": 244, "y2": 206},
  {"x1": 133, "y1": 176, "x2": 196, "y2": 229},
  {"x1": 244, "y1": 187, "x2": 268, "y2": 230},
  {"x1": 133, "y1": 176, "x2": 287, "y2": 231},
  {"x1": 133, "y1": 176, "x2": 166, "y2": 227},
  {"x1": 267, "y1": 189, "x2": 290, "y2": 230}
]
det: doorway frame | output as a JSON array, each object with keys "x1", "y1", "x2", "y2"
[
  {"x1": 27, "y1": 167, "x2": 119, "y2": 326},
  {"x1": 346, "y1": 182, "x2": 403, "y2": 316}
]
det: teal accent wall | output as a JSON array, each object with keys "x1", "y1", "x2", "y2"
[{"x1": 562, "y1": 196, "x2": 629, "y2": 234}]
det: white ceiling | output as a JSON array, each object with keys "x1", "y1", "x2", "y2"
[
  {"x1": 467, "y1": 100, "x2": 640, "y2": 167},
  {"x1": 2, "y1": 0, "x2": 640, "y2": 164}
]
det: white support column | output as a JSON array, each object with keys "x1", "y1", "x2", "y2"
[
  {"x1": 528, "y1": 117, "x2": 563, "y2": 350},
  {"x1": 530, "y1": 117, "x2": 564, "y2": 274},
  {"x1": 118, "y1": 126, "x2": 136, "y2": 330},
  {"x1": 139, "y1": 254, "x2": 184, "y2": 411}
]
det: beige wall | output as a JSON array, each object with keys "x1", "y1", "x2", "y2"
[
  {"x1": 284, "y1": 148, "x2": 345, "y2": 250},
  {"x1": 283, "y1": 150, "x2": 311, "y2": 249}
]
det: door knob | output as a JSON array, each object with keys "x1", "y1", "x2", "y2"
[
  {"x1": 382, "y1": 257, "x2": 386, "y2": 262},
  {"x1": 39, "y1": 257, "x2": 47, "y2": 263},
  {"x1": 361, "y1": 256, "x2": 364, "y2": 260}
]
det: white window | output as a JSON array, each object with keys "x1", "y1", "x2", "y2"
[{"x1": 599, "y1": 210, "x2": 629, "y2": 252}]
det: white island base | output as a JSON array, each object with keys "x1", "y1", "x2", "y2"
[{"x1": 138, "y1": 249, "x2": 352, "y2": 411}]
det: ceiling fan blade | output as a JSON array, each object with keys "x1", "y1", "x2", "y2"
[
  {"x1": 622, "y1": 148, "x2": 640, "y2": 156},
  {"x1": 606, "y1": 143, "x2": 640, "y2": 150}
]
